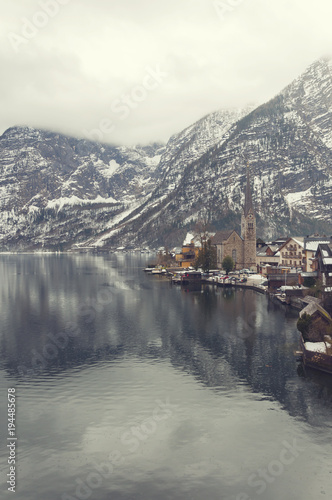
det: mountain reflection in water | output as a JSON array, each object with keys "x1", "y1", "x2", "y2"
[{"x1": 0, "y1": 254, "x2": 331, "y2": 500}]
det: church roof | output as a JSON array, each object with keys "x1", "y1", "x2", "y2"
[
  {"x1": 211, "y1": 230, "x2": 241, "y2": 244},
  {"x1": 244, "y1": 166, "x2": 254, "y2": 217}
]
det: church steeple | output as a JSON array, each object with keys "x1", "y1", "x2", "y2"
[
  {"x1": 244, "y1": 163, "x2": 254, "y2": 217},
  {"x1": 241, "y1": 163, "x2": 256, "y2": 271}
]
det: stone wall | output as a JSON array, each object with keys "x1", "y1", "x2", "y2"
[{"x1": 216, "y1": 232, "x2": 244, "y2": 270}]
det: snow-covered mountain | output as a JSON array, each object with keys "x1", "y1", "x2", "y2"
[
  {"x1": 0, "y1": 127, "x2": 164, "y2": 249},
  {"x1": 1, "y1": 58, "x2": 332, "y2": 251},
  {"x1": 154, "y1": 107, "x2": 254, "y2": 194},
  {"x1": 92, "y1": 57, "x2": 332, "y2": 249}
]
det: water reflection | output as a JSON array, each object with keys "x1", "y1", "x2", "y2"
[
  {"x1": 1, "y1": 254, "x2": 332, "y2": 500},
  {"x1": 0, "y1": 253, "x2": 332, "y2": 424}
]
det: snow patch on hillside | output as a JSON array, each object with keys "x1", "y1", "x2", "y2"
[
  {"x1": 46, "y1": 195, "x2": 118, "y2": 211},
  {"x1": 285, "y1": 188, "x2": 312, "y2": 219},
  {"x1": 98, "y1": 160, "x2": 121, "y2": 178}
]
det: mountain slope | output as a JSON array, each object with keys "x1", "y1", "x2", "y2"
[
  {"x1": 1, "y1": 58, "x2": 332, "y2": 251},
  {"x1": 0, "y1": 127, "x2": 164, "y2": 249},
  {"x1": 94, "y1": 58, "x2": 332, "y2": 248},
  {"x1": 154, "y1": 107, "x2": 253, "y2": 194}
]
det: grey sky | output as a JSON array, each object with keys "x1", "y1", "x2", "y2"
[{"x1": 0, "y1": 0, "x2": 332, "y2": 146}]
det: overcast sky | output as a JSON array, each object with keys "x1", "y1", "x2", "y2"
[{"x1": 0, "y1": 0, "x2": 332, "y2": 146}]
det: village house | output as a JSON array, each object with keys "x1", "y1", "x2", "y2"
[
  {"x1": 175, "y1": 240, "x2": 201, "y2": 268},
  {"x1": 313, "y1": 243, "x2": 332, "y2": 287},
  {"x1": 272, "y1": 236, "x2": 288, "y2": 247},
  {"x1": 302, "y1": 236, "x2": 332, "y2": 272},
  {"x1": 276, "y1": 236, "x2": 332, "y2": 272},
  {"x1": 256, "y1": 244, "x2": 280, "y2": 271},
  {"x1": 211, "y1": 166, "x2": 257, "y2": 271},
  {"x1": 278, "y1": 237, "x2": 305, "y2": 269}
]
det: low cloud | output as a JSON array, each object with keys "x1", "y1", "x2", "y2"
[{"x1": 1, "y1": 0, "x2": 332, "y2": 145}]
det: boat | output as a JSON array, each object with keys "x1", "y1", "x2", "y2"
[
  {"x1": 151, "y1": 267, "x2": 167, "y2": 275},
  {"x1": 171, "y1": 272, "x2": 185, "y2": 284},
  {"x1": 178, "y1": 271, "x2": 202, "y2": 285},
  {"x1": 274, "y1": 293, "x2": 288, "y2": 304}
]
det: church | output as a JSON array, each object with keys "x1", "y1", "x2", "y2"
[{"x1": 211, "y1": 167, "x2": 257, "y2": 271}]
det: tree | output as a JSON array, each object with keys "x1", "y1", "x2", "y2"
[
  {"x1": 297, "y1": 313, "x2": 313, "y2": 342},
  {"x1": 194, "y1": 238, "x2": 217, "y2": 272},
  {"x1": 222, "y1": 255, "x2": 235, "y2": 274},
  {"x1": 192, "y1": 218, "x2": 214, "y2": 251},
  {"x1": 306, "y1": 278, "x2": 323, "y2": 298},
  {"x1": 303, "y1": 276, "x2": 316, "y2": 288},
  {"x1": 157, "y1": 247, "x2": 174, "y2": 267}
]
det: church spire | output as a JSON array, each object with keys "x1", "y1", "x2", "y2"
[{"x1": 244, "y1": 163, "x2": 254, "y2": 217}]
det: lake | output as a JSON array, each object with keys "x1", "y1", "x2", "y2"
[{"x1": 0, "y1": 253, "x2": 332, "y2": 500}]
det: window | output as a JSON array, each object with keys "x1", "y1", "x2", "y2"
[
  {"x1": 248, "y1": 222, "x2": 254, "y2": 229},
  {"x1": 232, "y1": 249, "x2": 237, "y2": 262}
]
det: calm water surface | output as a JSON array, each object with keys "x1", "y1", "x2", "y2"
[{"x1": 0, "y1": 254, "x2": 331, "y2": 500}]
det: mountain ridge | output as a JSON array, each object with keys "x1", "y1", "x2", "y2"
[{"x1": 1, "y1": 58, "x2": 332, "y2": 250}]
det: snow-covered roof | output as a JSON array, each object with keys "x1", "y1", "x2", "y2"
[
  {"x1": 183, "y1": 232, "x2": 195, "y2": 245},
  {"x1": 256, "y1": 245, "x2": 280, "y2": 257},
  {"x1": 183, "y1": 232, "x2": 214, "y2": 246},
  {"x1": 281, "y1": 286, "x2": 306, "y2": 290},
  {"x1": 268, "y1": 245, "x2": 280, "y2": 252},
  {"x1": 304, "y1": 342, "x2": 332, "y2": 354},
  {"x1": 323, "y1": 258, "x2": 332, "y2": 265},
  {"x1": 278, "y1": 237, "x2": 304, "y2": 251},
  {"x1": 300, "y1": 302, "x2": 321, "y2": 317},
  {"x1": 305, "y1": 240, "x2": 331, "y2": 251},
  {"x1": 256, "y1": 245, "x2": 268, "y2": 256},
  {"x1": 292, "y1": 237, "x2": 304, "y2": 247}
]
